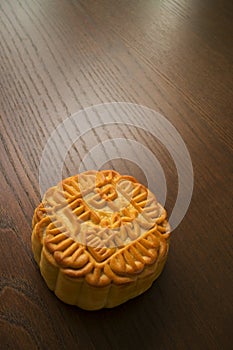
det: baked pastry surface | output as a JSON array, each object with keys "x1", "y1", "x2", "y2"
[{"x1": 32, "y1": 170, "x2": 170, "y2": 310}]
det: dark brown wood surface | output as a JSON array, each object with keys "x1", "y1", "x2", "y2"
[{"x1": 0, "y1": 0, "x2": 232, "y2": 349}]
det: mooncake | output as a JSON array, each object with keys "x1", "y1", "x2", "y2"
[{"x1": 32, "y1": 170, "x2": 170, "y2": 310}]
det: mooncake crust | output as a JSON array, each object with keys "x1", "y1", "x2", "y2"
[{"x1": 32, "y1": 170, "x2": 170, "y2": 310}]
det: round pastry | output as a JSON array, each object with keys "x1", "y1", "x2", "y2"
[{"x1": 32, "y1": 170, "x2": 170, "y2": 310}]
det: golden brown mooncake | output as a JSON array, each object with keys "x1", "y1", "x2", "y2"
[{"x1": 32, "y1": 170, "x2": 170, "y2": 310}]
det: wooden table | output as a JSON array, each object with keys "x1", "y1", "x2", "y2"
[{"x1": 0, "y1": 1, "x2": 232, "y2": 349}]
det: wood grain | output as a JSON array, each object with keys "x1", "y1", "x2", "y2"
[{"x1": 0, "y1": 0, "x2": 232, "y2": 349}]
